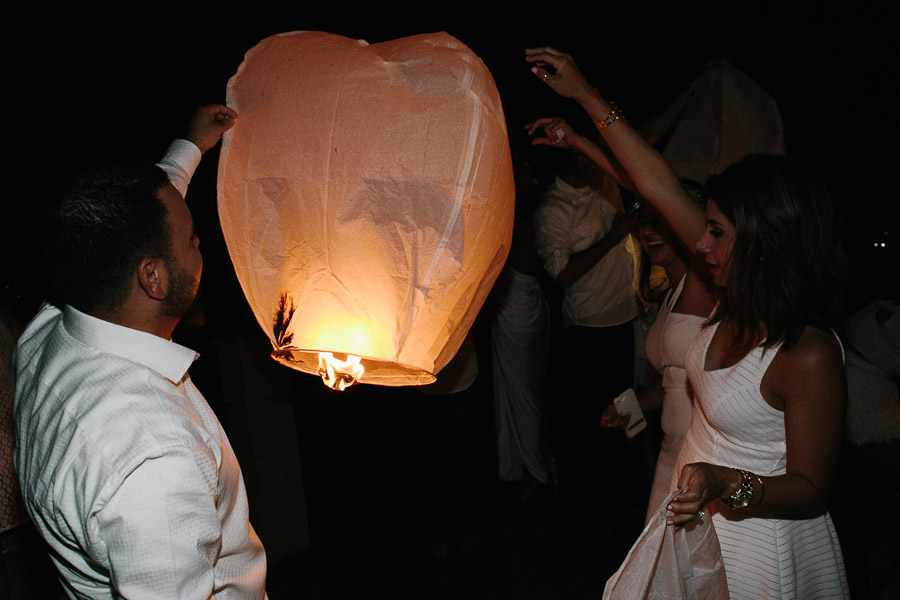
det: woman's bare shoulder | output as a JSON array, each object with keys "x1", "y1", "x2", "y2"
[
  {"x1": 777, "y1": 326, "x2": 843, "y2": 370},
  {"x1": 766, "y1": 326, "x2": 845, "y2": 407}
]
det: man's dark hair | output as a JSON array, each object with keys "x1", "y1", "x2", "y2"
[{"x1": 41, "y1": 163, "x2": 172, "y2": 316}]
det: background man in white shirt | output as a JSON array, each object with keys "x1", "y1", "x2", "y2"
[
  {"x1": 533, "y1": 144, "x2": 645, "y2": 535},
  {"x1": 12, "y1": 105, "x2": 269, "y2": 598}
]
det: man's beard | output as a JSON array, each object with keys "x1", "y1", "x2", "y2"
[{"x1": 161, "y1": 259, "x2": 199, "y2": 319}]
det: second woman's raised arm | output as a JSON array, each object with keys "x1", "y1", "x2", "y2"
[{"x1": 525, "y1": 47, "x2": 706, "y2": 250}]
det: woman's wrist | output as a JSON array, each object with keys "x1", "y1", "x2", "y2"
[
  {"x1": 566, "y1": 131, "x2": 591, "y2": 152},
  {"x1": 719, "y1": 467, "x2": 744, "y2": 503},
  {"x1": 721, "y1": 468, "x2": 766, "y2": 510},
  {"x1": 578, "y1": 92, "x2": 627, "y2": 134},
  {"x1": 595, "y1": 102, "x2": 625, "y2": 131},
  {"x1": 751, "y1": 472, "x2": 766, "y2": 507},
  {"x1": 576, "y1": 87, "x2": 611, "y2": 120}
]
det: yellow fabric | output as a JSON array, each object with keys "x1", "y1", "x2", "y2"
[{"x1": 628, "y1": 235, "x2": 670, "y2": 312}]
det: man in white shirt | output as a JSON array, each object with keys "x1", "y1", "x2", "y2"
[
  {"x1": 533, "y1": 147, "x2": 642, "y2": 525},
  {"x1": 534, "y1": 169, "x2": 637, "y2": 330},
  {"x1": 533, "y1": 148, "x2": 639, "y2": 397},
  {"x1": 12, "y1": 105, "x2": 269, "y2": 598}
]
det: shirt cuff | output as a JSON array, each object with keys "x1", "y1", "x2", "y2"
[{"x1": 157, "y1": 139, "x2": 202, "y2": 198}]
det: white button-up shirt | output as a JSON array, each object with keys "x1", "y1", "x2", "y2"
[
  {"x1": 12, "y1": 139, "x2": 267, "y2": 598},
  {"x1": 13, "y1": 303, "x2": 268, "y2": 598},
  {"x1": 534, "y1": 175, "x2": 638, "y2": 328}
]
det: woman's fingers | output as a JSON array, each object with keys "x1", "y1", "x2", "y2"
[
  {"x1": 667, "y1": 485, "x2": 706, "y2": 525},
  {"x1": 524, "y1": 117, "x2": 555, "y2": 135},
  {"x1": 524, "y1": 117, "x2": 572, "y2": 146},
  {"x1": 525, "y1": 47, "x2": 572, "y2": 85},
  {"x1": 525, "y1": 47, "x2": 571, "y2": 65}
]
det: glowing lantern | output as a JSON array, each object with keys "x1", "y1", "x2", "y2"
[{"x1": 217, "y1": 31, "x2": 515, "y2": 388}]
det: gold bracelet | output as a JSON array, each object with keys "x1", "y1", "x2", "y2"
[{"x1": 595, "y1": 102, "x2": 625, "y2": 130}]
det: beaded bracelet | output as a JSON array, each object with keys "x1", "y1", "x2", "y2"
[{"x1": 595, "y1": 102, "x2": 625, "y2": 130}]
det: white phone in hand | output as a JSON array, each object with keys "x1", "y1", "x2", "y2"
[{"x1": 613, "y1": 388, "x2": 646, "y2": 438}]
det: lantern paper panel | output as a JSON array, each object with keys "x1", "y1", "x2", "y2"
[{"x1": 217, "y1": 31, "x2": 515, "y2": 387}]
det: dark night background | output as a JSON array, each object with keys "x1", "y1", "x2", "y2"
[
  {"x1": 4, "y1": 4, "x2": 898, "y2": 308},
  {"x1": 3, "y1": 4, "x2": 898, "y2": 598}
]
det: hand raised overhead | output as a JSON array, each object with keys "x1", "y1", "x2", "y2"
[
  {"x1": 186, "y1": 104, "x2": 238, "y2": 153},
  {"x1": 525, "y1": 47, "x2": 595, "y2": 102}
]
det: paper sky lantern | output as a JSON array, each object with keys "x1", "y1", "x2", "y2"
[
  {"x1": 217, "y1": 31, "x2": 515, "y2": 389},
  {"x1": 661, "y1": 58, "x2": 784, "y2": 184}
]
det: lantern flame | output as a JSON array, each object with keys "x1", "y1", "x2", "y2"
[{"x1": 317, "y1": 352, "x2": 365, "y2": 391}]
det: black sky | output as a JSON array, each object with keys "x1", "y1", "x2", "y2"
[{"x1": 4, "y1": 4, "x2": 898, "y2": 305}]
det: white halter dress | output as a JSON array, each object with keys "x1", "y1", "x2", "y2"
[
  {"x1": 673, "y1": 322, "x2": 849, "y2": 599},
  {"x1": 643, "y1": 275, "x2": 705, "y2": 523}
]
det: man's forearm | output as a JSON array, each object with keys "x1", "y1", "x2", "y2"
[{"x1": 157, "y1": 139, "x2": 202, "y2": 198}]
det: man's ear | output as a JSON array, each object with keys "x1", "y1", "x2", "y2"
[{"x1": 137, "y1": 257, "x2": 167, "y2": 301}]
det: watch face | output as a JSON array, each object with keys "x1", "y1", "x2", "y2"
[
  {"x1": 729, "y1": 470, "x2": 754, "y2": 510},
  {"x1": 731, "y1": 493, "x2": 751, "y2": 510}
]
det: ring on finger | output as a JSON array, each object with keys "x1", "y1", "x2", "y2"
[{"x1": 696, "y1": 510, "x2": 705, "y2": 518}]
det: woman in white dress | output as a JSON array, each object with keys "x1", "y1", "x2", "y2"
[
  {"x1": 633, "y1": 207, "x2": 713, "y2": 523},
  {"x1": 526, "y1": 48, "x2": 849, "y2": 598},
  {"x1": 528, "y1": 121, "x2": 718, "y2": 524}
]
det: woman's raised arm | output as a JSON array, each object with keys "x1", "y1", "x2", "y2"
[{"x1": 525, "y1": 47, "x2": 706, "y2": 250}]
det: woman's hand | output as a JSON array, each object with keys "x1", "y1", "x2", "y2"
[
  {"x1": 525, "y1": 47, "x2": 595, "y2": 103},
  {"x1": 667, "y1": 462, "x2": 741, "y2": 526},
  {"x1": 524, "y1": 117, "x2": 583, "y2": 149},
  {"x1": 600, "y1": 402, "x2": 630, "y2": 430}
]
